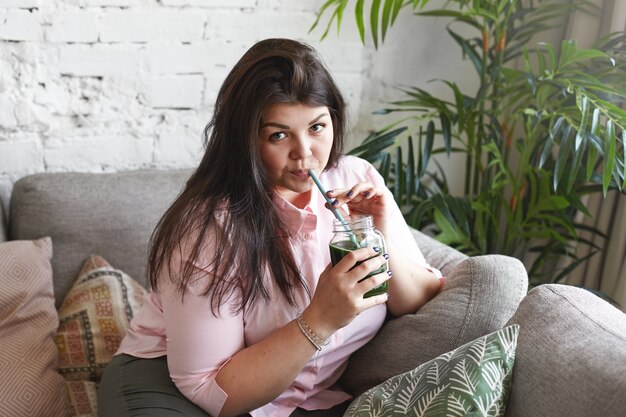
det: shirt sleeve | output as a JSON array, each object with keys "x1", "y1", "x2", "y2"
[{"x1": 159, "y1": 231, "x2": 244, "y2": 417}]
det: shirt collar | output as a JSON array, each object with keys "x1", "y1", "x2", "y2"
[{"x1": 272, "y1": 189, "x2": 319, "y2": 234}]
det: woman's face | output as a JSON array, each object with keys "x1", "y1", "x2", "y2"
[{"x1": 258, "y1": 102, "x2": 334, "y2": 208}]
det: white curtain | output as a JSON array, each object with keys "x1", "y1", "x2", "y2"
[{"x1": 563, "y1": 0, "x2": 626, "y2": 308}]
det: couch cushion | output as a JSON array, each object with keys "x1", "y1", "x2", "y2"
[
  {"x1": 56, "y1": 255, "x2": 147, "y2": 382},
  {"x1": 346, "y1": 324, "x2": 519, "y2": 416},
  {"x1": 505, "y1": 284, "x2": 626, "y2": 417},
  {"x1": 0, "y1": 237, "x2": 68, "y2": 417},
  {"x1": 340, "y1": 254, "x2": 528, "y2": 396},
  {"x1": 9, "y1": 169, "x2": 191, "y2": 308},
  {"x1": 409, "y1": 228, "x2": 467, "y2": 277}
]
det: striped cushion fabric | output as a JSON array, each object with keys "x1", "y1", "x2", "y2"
[{"x1": 0, "y1": 238, "x2": 67, "y2": 417}]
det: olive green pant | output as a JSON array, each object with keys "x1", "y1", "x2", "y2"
[{"x1": 98, "y1": 354, "x2": 350, "y2": 417}]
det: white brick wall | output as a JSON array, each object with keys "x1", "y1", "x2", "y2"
[
  {"x1": 100, "y1": 10, "x2": 206, "y2": 42},
  {"x1": 0, "y1": 1, "x2": 42, "y2": 7},
  {"x1": 0, "y1": 134, "x2": 42, "y2": 173},
  {"x1": 161, "y1": 0, "x2": 256, "y2": 7},
  {"x1": 45, "y1": 10, "x2": 99, "y2": 43},
  {"x1": 0, "y1": 9, "x2": 43, "y2": 41},
  {"x1": 0, "y1": 0, "x2": 468, "y2": 207},
  {"x1": 143, "y1": 74, "x2": 204, "y2": 108}
]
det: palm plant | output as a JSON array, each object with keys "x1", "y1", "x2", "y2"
[{"x1": 311, "y1": 0, "x2": 626, "y2": 286}]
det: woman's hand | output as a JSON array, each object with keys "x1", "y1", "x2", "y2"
[
  {"x1": 304, "y1": 246, "x2": 390, "y2": 339},
  {"x1": 326, "y1": 180, "x2": 442, "y2": 317},
  {"x1": 326, "y1": 182, "x2": 393, "y2": 234}
]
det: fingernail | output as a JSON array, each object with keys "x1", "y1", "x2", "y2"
[
  {"x1": 363, "y1": 191, "x2": 370, "y2": 197},
  {"x1": 383, "y1": 253, "x2": 389, "y2": 260},
  {"x1": 327, "y1": 190, "x2": 334, "y2": 195},
  {"x1": 373, "y1": 246, "x2": 381, "y2": 253},
  {"x1": 387, "y1": 270, "x2": 393, "y2": 276},
  {"x1": 347, "y1": 190, "x2": 353, "y2": 197},
  {"x1": 331, "y1": 199, "x2": 339, "y2": 206}
]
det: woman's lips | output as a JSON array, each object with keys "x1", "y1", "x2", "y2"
[{"x1": 290, "y1": 169, "x2": 313, "y2": 178}]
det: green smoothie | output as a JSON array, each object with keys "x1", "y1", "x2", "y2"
[{"x1": 329, "y1": 240, "x2": 388, "y2": 298}]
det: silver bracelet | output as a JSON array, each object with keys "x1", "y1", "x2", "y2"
[{"x1": 296, "y1": 313, "x2": 329, "y2": 351}]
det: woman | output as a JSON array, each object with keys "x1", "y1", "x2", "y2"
[{"x1": 98, "y1": 38, "x2": 442, "y2": 417}]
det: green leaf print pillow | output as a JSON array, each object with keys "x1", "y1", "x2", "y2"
[{"x1": 344, "y1": 324, "x2": 519, "y2": 417}]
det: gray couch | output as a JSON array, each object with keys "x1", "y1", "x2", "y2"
[{"x1": 1, "y1": 169, "x2": 625, "y2": 417}]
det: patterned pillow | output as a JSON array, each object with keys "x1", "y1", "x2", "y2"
[
  {"x1": 345, "y1": 325, "x2": 519, "y2": 417},
  {"x1": 55, "y1": 255, "x2": 147, "y2": 382},
  {"x1": 66, "y1": 380, "x2": 98, "y2": 417},
  {"x1": 0, "y1": 238, "x2": 68, "y2": 417},
  {"x1": 341, "y1": 254, "x2": 528, "y2": 396}
]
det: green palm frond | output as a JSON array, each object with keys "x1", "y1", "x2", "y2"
[{"x1": 312, "y1": 0, "x2": 626, "y2": 286}]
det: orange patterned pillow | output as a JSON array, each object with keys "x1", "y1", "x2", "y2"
[
  {"x1": 55, "y1": 255, "x2": 147, "y2": 382},
  {"x1": 0, "y1": 238, "x2": 68, "y2": 417},
  {"x1": 65, "y1": 380, "x2": 98, "y2": 417}
]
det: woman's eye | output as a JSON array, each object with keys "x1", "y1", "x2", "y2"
[
  {"x1": 270, "y1": 132, "x2": 286, "y2": 141},
  {"x1": 311, "y1": 123, "x2": 325, "y2": 132}
]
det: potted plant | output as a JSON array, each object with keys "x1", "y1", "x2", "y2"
[{"x1": 311, "y1": 0, "x2": 626, "y2": 287}]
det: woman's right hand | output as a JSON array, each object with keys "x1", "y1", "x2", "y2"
[{"x1": 303, "y1": 247, "x2": 390, "y2": 339}]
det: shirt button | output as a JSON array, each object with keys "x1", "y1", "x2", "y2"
[{"x1": 304, "y1": 233, "x2": 314, "y2": 240}]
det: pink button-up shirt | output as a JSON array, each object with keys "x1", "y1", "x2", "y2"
[{"x1": 117, "y1": 156, "x2": 431, "y2": 417}]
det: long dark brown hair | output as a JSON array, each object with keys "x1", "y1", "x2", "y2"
[{"x1": 148, "y1": 38, "x2": 347, "y2": 314}]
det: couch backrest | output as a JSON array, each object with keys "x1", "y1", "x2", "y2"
[
  {"x1": 0, "y1": 200, "x2": 6, "y2": 243},
  {"x1": 9, "y1": 169, "x2": 192, "y2": 308}
]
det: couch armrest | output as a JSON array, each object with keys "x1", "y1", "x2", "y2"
[
  {"x1": 505, "y1": 284, "x2": 626, "y2": 417},
  {"x1": 0, "y1": 200, "x2": 6, "y2": 243},
  {"x1": 409, "y1": 227, "x2": 467, "y2": 276}
]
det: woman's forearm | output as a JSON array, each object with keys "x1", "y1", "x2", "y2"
[
  {"x1": 216, "y1": 246, "x2": 389, "y2": 417},
  {"x1": 383, "y1": 239, "x2": 441, "y2": 317},
  {"x1": 215, "y1": 312, "x2": 324, "y2": 417}
]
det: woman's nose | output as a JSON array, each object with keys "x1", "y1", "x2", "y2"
[{"x1": 289, "y1": 136, "x2": 313, "y2": 160}]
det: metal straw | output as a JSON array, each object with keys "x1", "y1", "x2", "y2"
[{"x1": 308, "y1": 169, "x2": 359, "y2": 246}]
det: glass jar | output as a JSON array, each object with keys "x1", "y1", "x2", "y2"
[{"x1": 329, "y1": 215, "x2": 388, "y2": 298}]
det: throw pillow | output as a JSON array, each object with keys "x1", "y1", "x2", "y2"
[
  {"x1": 0, "y1": 238, "x2": 68, "y2": 417},
  {"x1": 340, "y1": 255, "x2": 528, "y2": 396},
  {"x1": 55, "y1": 255, "x2": 147, "y2": 382},
  {"x1": 66, "y1": 380, "x2": 98, "y2": 417},
  {"x1": 345, "y1": 324, "x2": 519, "y2": 417}
]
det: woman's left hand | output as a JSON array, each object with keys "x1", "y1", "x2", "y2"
[{"x1": 327, "y1": 182, "x2": 392, "y2": 232}]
